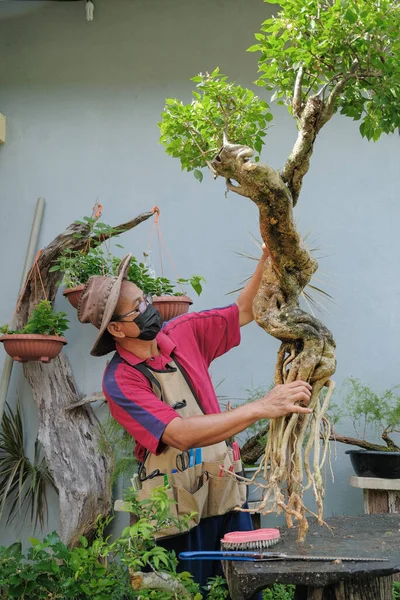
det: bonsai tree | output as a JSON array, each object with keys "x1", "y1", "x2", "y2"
[
  {"x1": 330, "y1": 378, "x2": 400, "y2": 452},
  {"x1": 159, "y1": 0, "x2": 400, "y2": 540}
]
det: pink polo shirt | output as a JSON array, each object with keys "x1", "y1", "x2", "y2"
[{"x1": 102, "y1": 304, "x2": 240, "y2": 461}]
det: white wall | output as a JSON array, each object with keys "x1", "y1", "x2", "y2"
[{"x1": 0, "y1": 0, "x2": 399, "y2": 545}]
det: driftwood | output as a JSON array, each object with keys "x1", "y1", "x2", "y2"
[{"x1": 15, "y1": 210, "x2": 154, "y2": 547}]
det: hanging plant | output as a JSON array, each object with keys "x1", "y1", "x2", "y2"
[
  {"x1": 52, "y1": 208, "x2": 206, "y2": 320},
  {"x1": 0, "y1": 400, "x2": 56, "y2": 529},
  {"x1": 0, "y1": 300, "x2": 69, "y2": 363},
  {"x1": 127, "y1": 261, "x2": 205, "y2": 321}
]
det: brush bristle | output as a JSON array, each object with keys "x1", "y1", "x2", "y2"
[
  {"x1": 221, "y1": 538, "x2": 279, "y2": 550},
  {"x1": 220, "y1": 528, "x2": 280, "y2": 551}
]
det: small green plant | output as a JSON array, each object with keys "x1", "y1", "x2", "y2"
[
  {"x1": 51, "y1": 245, "x2": 113, "y2": 289},
  {"x1": 262, "y1": 584, "x2": 295, "y2": 600},
  {"x1": 393, "y1": 581, "x2": 400, "y2": 600},
  {"x1": 0, "y1": 300, "x2": 69, "y2": 337},
  {"x1": 330, "y1": 378, "x2": 400, "y2": 452},
  {"x1": 126, "y1": 257, "x2": 205, "y2": 298}
]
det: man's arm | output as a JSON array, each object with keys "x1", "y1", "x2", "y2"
[
  {"x1": 236, "y1": 244, "x2": 270, "y2": 327},
  {"x1": 162, "y1": 380, "x2": 312, "y2": 451}
]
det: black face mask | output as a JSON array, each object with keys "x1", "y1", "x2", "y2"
[{"x1": 134, "y1": 304, "x2": 163, "y2": 341}]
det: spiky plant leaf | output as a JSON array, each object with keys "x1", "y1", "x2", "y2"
[{"x1": 0, "y1": 401, "x2": 56, "y2": 530}]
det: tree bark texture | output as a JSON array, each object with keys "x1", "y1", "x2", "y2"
[
  {"x1": 14, "y1": 210, "x2": 154, "y2": 546},
  {"x1": 293, "y1": 576, "x2": 393, "y2": 600}
]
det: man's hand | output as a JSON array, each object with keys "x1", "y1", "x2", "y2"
[
  {"x1": 261, "y1": 242, "x2": 270, "y2": 259},
  {"x1": 254, "y1": 380, "x2": 313, "y2": 419}
]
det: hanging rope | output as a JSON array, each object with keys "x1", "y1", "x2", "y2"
[
  {"x1": 9, "y1": 250, "x2": 48, "y2": 327},
  {"x1": 147, "y1": 206, "x2": 185, "y2": 294}
]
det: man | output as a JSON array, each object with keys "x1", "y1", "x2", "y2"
[{"x1": 78, "y1": 249, "x2": 312, "y2": 594}]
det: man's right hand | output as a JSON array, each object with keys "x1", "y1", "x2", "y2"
[{"x1": 254, "y1": 381, "x2": 313, "y2": 419}]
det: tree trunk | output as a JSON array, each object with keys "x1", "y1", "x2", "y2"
[
  {"x1": 14, "y1": 210, "x2": 154, "y2": 546},
  {"x1": 240, "y1": 425, "x2": 269, "y2": 466},
  {"x1": 211, "y1": 140, "x2": 336, "y2": 540}
]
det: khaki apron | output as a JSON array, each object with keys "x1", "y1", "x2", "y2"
[{"x1": 133, "y1": 356, "x2": 247, "y2": 539}]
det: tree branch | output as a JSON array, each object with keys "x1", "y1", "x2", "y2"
[
  {"x1": 293, "y1": 64, "x2": 305, "y2": 119},
  {"x1": 130, "y1": 571, "x2": 193, "y2": 598},
  {"x1": 91, "y1": 210, "x2": 155, "y2": 245},
  {"x1": 328, "y1": 431, "x2": 399, "y2": 452},
  {"x1": 64, "y1": 392, "x2": 105, "y2": 412}
]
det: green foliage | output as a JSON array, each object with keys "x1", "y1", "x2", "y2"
[
  {"x1": 252, "y1": 0, "x2": 400, "y2": 140},
  {"x1": 393, "y1": 581, "x2": 400, "y2": 599},
  {"x1": 0, "y1": 487, "x2": 209, "y2": 600},
  {"x1": 159, "y1": 1, "x2": 400, "y2": 178},
  {"x1": 205, "y1": 576, "x2": 230, "y2": 599},
  {"x1": 21, "y1": 300, "x2": 69, "y2": 336},
  {"x1": 99, "y1": 416, "x2": 137, "y2": 485},
  {"x1": 1, "y1": 301, "x2": 69, "y2": 337},
  {"x1": 159, "y1": 68, "x2": 272, "y2": 174},
  {"x1": 262, "y1": 584, "x2": 295, "y2": 600},
  {"x1": 329, "y1": 378, "x2": 400, "y2": 444},
  {"x1": 50, "y1": 246, "x2": 113, "y2": 289},
  {"x1": 0, "y1": 401, "x2": 56, "y2": 530}
]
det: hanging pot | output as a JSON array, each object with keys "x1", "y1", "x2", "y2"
[
  {"x1": 63, "y1": 285, "x2": 85, "y2": 309},
  {"x1": 152, "y1": 295, "x2": 193, "y2": 322},
  {"x1": 0, "y1": 334, "x2": 67, "y2": 363}
]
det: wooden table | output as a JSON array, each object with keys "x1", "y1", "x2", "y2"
[
  {"x1": 223, "y1": 514, "x2": 400, "y2": 600},
  {"x1": 349, "y1": 476, "x2": 400, "y2": 514}
]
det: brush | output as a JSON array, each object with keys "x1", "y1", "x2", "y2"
[{"x1": 221, "y1": 528, "x2": 280, "y2": 551}]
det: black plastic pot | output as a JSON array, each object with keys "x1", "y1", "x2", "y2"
[{"x1": 346, "y1": 449, "x2": 400, "y2": 479}]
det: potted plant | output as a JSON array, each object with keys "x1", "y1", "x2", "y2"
[
  {"x1": 0, "y1": 300, "x2": 69, "y2": 363},
  {"x1": 329, "y1": 378, "x2": 400, "y2": 479},
  {"x1": 51, "y1": 246, "x2": 111, "y2": 308},
  {"x1": 130, "y1": 261, "x2": 205, "y2": 321}
]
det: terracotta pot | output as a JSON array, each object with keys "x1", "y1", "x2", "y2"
[
  {"x1": 152, "y1": 295, "x2": 193, "y2": 322},
  {"x1": 0, "y1": 334, "x2": 67, "y2": 363},
  {"x1": 63, "y1": 285, "x2": 85, "y2": 309}
]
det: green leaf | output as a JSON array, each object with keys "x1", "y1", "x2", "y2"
[
  {"x1": 247, "y1": 44, "x2": 261, "y2": 52},
  {"x1": 193, "y1": 169, "x2": 203, "y2": 183},
  {"x1": 343, "y1": 9, "x2": 357, "y2": 23}
]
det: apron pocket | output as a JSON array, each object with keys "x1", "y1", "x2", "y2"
[
  {"x1": 169, "y1": 464, "x2": 203, "y2": 493},
  {"x1": 173, "y1": 478, "x2": 210, "y2": 523},
  {"x1": 207, "y1": 473, "x2": 243, "y2": 517}
]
